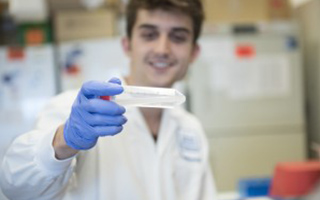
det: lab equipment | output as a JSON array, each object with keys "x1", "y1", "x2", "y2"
[
  {"x1": 238, "y1": 177, "x2": 271, "y2": 198},
  {"x1": 270, "y1": 161, "x2": 320, "y2": 199},
  {"x1": 64, "y1": 78, "x2": 127, "y2": 150},
  {"x1": 101, "y1": 85, "x2": 186, "y2": 109}
]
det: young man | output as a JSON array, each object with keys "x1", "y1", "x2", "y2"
[{"x1": 1, "y1": 0, "x2": 217, "y2": 199}]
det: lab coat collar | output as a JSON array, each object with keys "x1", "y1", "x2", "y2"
[{"x1": 125, "y1": 107, "x2": 178, "y2": 155}]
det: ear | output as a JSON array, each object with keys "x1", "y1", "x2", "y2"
[
  {"x1": 121, "y1": 37, "x2": 131, "y2": 57},
  {"x1": 190, "y1": 43, "x2": 200, "y2": 63}
]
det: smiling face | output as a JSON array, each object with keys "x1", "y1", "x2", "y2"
[{"x1": 122, "y1": 9, "x2": 200, "y2": 88}]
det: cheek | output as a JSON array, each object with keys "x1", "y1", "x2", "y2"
[
  {"x1": 132, "y1": 42, "x2": 150, "y2": 59},
  {"x1": 175, "y1": 48, "x2": 194, "y2": 76},
  {"x1": 176, "y1": 55, "x2": 190, "y2": 74},
  {"x1": 177, "y1": 48, "x2": 194, "y2": 65},
  {"x1": 130, "y1": 48, "x2": 145, "y2": 65},
  {"x1": 175, "y1": 43, "x2": 193, "y2": 57}
]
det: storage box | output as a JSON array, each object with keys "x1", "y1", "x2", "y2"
[
  {"x1": 48, "y1": 0, "x2": 119, "y2": 11},
  {"x1": 53, "y1": 9, "x2": 116, "y2": 42},
  {"x1": 48, "y1": 0, "x2": 83, "y2": 10},
  {"x1": 238, "y1": 177, "x2": 271, "y2": 198},
  {"x1": 269, "y1": 0, "x2": 292, "y2": 20},
  {"x1": 204, "y1": 0, "x2": 292, "y2": 24},
  {"x1": 18, "y1": 23, "x2": 52, "y2": 45}
]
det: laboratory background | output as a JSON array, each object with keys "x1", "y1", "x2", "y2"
[{"x1": 0, "y1": 0, "x2": 320, "y2": 199}]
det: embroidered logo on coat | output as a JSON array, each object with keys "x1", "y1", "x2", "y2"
[{"x1": 177, "y1": 128, "x2": 202, "y2": 162}]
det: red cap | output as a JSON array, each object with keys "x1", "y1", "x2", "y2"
[{"x1": 100, "y1": 96, "x2": 111, "y2": 101}]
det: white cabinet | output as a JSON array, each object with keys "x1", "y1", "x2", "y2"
[
  {"x1": 188, "y1": 33, "x2": 307, "y2": 191},
  {"x1": 296, "y1": 0, "x2": 320, "y2": 158},
  {"x1": 208, "y1": 128, "x2": 305, "y2": 191}
]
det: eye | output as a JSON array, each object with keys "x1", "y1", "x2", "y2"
[
  {"x1": 141, "y1": 30, "x2": 158, "y2": 41},
  {"x1": 170, "y1": 32, "x2": 188, "y2": 43}
]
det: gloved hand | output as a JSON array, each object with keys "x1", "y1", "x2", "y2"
[{"x1": 64, "y1": 78, "x2": 127, "y2": 150}]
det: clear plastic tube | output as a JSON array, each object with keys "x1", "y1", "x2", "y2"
[{"x1": 101, "y1": 86, "x2": 186, "y2": 109}]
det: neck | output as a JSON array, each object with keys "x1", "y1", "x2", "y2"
[
  {"x1": 140, "y1": 108, "x2": 163, "y2": 139},
  {"x1": 124, "y1": 75, "x2": 166, "y2": 139},
  {"x1": 125, "y1": 76, "x2": 146, "y2": 87}
]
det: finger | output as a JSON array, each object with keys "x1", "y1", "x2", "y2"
[
  {"x1": 108, "y1": 77, "x2": 122, "y2": 85},
  {"x1": 81, "y1": 112, "x2": 127, "y2": 126},
  {"x1": 64, "y1": 118, "x2": 97, "y2": 150},
  {"x1": 82, "y1": 98, "x2": 126, "y2": 115},
  {"x1": 81, "y1": 80, "x2": 123, "y2": 98},
  {"x1": 92, "y1": 125, "x2": 123, "y2": 137},
  {"x1": 78, "y1": 92, "x2": 89, "y2": 105},
  {"x1": 64, "y1": 131, "x2": 97, "y2": 150}
]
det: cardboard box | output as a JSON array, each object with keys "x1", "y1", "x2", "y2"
[
  {"x1": 269, "y1": 0, "x2": 292, "y2": 20},
  {"x1": 54, "y1": 9, "x2": 116, "y2": 42},
  {"x1": 204, "y1": 0, "x2": 292, "y2": 24},
  {"x1": 48, "y1": 0, "x2": 119, "y2": 11},
  {"x1": 204, "y1": 0, "x2": 268, "y2": 24},
  {"x1": 48, "y1": 0, "x2": 83, "y2": 10}
]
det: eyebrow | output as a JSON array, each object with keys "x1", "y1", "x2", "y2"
[
  {"x1": 138, "y1": 24, "x2": 191, "y2": 35},
  {"x1": 171, "y1": 27, "x2": 191, "y2": 35},
  {"x1": 138, "y1": 24, "x2": 157, "y2": 30}
]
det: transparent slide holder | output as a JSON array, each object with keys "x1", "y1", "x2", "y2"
[{"x1": 101, "y1": 86, "x2": 186, "y2": 109}]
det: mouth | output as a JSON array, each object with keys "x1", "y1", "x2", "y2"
[{"x1": 148, "y1": 61, "x2": 175, "y2": 69}]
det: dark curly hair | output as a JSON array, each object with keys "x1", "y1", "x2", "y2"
[{"x1": 125, "y1": 0, "x2": 204, "y2": 43}]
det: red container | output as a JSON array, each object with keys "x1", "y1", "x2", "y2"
[{"x1": 270, "y1": 161, "x2": 320, "y2": 198}]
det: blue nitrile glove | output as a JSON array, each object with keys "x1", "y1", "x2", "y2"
[{"x1": 64, "y1": 78, "x2": 127, "y2": 150}]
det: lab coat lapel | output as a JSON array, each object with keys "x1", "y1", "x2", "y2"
[
  {"x1": 129, "y1": 108, "x2": 179, "y2": 157},
  {"x1": 96, "y1": 107, "x2": 150, "y2": 200},
  {"x1": 124, "y1": 108, "x2": 179, "y2": 200},
  {"x1": 125, "y1": 107, "x2": 159, "y2": 199},
  {"x1": 125, "y1": 108, "x2": 179, "y2": 159},
  {"x1": 96, "y1": 96, "x2": 179, "y2": 200},
  {"x1": 157, "y1": 109, "x2": 178, "y2": 158},
  {"x1": 128, "y1": 107, "x2": 156, "y2": 149}
]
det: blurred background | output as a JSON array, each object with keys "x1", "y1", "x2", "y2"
[{"x1": 0, "y1": 0, "x2": 320, "y2": 199}]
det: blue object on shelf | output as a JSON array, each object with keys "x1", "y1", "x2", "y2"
[
  {"x1": 238, "y1": 177, "x2": 272, "y2": 198},
  {"x1": 286, "y1": 36, "x2": 298, "y2": 50}
]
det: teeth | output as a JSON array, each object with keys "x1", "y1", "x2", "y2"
[{"x1": 153, "y1": 62, "x2": 169, "y2": 68}]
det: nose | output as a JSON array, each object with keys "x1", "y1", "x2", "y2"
[{"x1": 154, "y1": 35, "x2": 171, "y2": 56}]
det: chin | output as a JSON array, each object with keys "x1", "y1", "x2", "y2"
[{"x1": 149, "y1": 80, "x2": 174, "y2": 88}]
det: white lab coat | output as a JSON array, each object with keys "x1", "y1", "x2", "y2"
[{"x1": 1, "y1": 89, "x2": 217, "y2": 200}]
